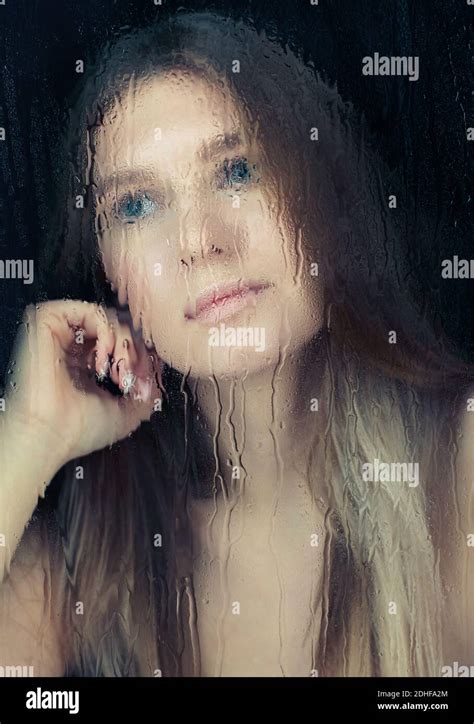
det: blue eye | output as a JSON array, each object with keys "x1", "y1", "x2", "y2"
[
  {"x1": 117, "y1": 191, "x2": 156, "y2": 222},
  {"x1": 218, "y1": 157, "x2": 253, "y2": 189}
]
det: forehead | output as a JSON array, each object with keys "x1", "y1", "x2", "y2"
[{"x1": 94, "y1": 71, "x2": 244, "y2": 177}]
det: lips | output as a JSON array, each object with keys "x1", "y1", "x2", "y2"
[{"x1": 185, "y1": 280, "x2": 270, "y2": 324}]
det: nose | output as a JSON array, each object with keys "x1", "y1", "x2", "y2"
[
  {"x1": 177, "y1": 207, "x2": 239, "y2": 269},
  {"x1": 180, "y1": 245, "x2": 223, "y2": 268}
]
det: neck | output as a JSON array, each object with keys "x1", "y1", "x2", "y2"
[{"x1": 191, "y1": 332, "x2": 327, "y2": 504}]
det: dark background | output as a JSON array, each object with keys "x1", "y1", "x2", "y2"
[{"x1": 0, "y1": 0, "x2": 472, "y2": 387}]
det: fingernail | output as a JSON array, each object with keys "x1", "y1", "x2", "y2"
[
  {"x1": 97, "y1": 357, "x2": 110, "y2": 381},
  {"x1": 121, "y1": 371, "x2": 137, "y2": 396}
]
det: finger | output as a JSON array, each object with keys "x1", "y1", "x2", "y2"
[
  {"x1": 129, "y1": 346, "x2": 156, "y2": 403},
  {"x1": 55, "y1": 302, "x2": 116, "y2": 382},
  {"x1": 93, "y1": 308, "x2": 116, "y2": 380},
  {"x1": 32, "y1": 301, "x2": 114, "y2": 363},
  {"x1": 108, "y1": 321, "x2": 138, "y2": 392}
]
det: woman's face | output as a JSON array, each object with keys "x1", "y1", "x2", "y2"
[{"x1": 94, "y1": 69, "x2": 323, "y2": 379}]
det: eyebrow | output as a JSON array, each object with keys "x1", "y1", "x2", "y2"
[
  {"x1": 98, "y1": 132, "x2": 244, "y2": 194},
  {"x1": 197, "y1": 131, "x2": 243, "y2": 162},
  {"x1": 98, "y1": 168, "x2": 158, "y2": 196}
]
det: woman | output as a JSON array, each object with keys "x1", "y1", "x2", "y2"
[{"x1": 0, "y1": 11, "x2": 472, "y2": 677}]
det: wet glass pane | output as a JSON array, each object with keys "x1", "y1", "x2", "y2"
[{"x1": 0, "y1": 0, "x2": 472, "y2": 694}]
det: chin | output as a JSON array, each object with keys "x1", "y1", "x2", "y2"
[
  {"x1": 153, "y1": 300, "x2": 320, "y2": 380},
  {"x1": 203, "y1": 346, "x2": 281, "y2": 380},
  {"x1": 167, "y1": 338, "x2": 283, "y2": 381}
]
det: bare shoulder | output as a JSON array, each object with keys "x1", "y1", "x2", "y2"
[{"x1": 0, "y1": 512, "x2": 67, "y2": 676}]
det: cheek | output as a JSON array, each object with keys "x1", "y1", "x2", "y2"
[
  {"x1": 100, "y1": 224, "x2": 190, "y2": 352},
  {"x1": 242, "y1": 196, "x2": 303, "y2": 280},
  {"x1": 139, "y1": 240, "x2": 183, "y2": 335},
  {"x1": 99, "y1": 230, "x2": 159, "y2": 345}
]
